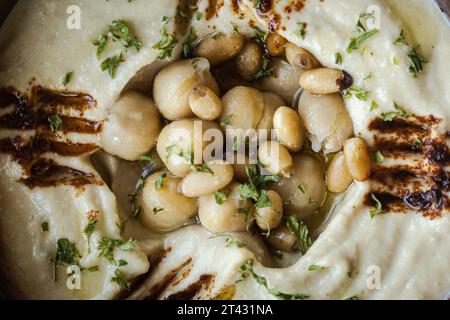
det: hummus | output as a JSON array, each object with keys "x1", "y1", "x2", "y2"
[{"x1": 0, "y1": 0, "x2": 448, "y2": 300}]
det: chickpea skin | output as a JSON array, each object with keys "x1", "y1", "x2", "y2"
[
  {"x1": 137, "y1": 171, "x2": 197, "y2": 232},
  {"x1": 256, "y1": 190, "x2": 283, "y2": 231}
]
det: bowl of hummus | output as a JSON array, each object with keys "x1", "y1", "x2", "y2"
[{"x1": 0, "y1": 0, "x2": 448, "y2": 300}]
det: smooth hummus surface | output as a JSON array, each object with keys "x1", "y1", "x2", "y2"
[{"x1": 0, "y1": 0, "x2": 448, "y2": 300}]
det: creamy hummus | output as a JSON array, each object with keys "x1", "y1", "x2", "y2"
[{"x1": 0, "y1": 0, "x2": 448, "y2": 299}]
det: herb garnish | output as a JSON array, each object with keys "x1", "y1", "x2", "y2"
[
  {"x1": 379, "y1": 102, "x2": 411, "y2": 121},
  {"x1": 109, "y1": 20, "x2": 142, "y2": 52},
  {"x1": 111, "y1": 269, "x2": 131, "y2": 290},
  {"x1": 293, "y1": 22, "x2": 307, "y2": 40},
  {"x1": 215, "y1": 189, "x2": 230, "y2": 205},
  {"x1": 48, "y1": 114, "x2": 63, "y2": 133},
  {"x1": 62, "y1": 71, "x2": 73, "y2": 86},
  {"x1": 252, "y1": 56, "x2": 273, "y2": 80},
  {"x1": 155, "y1": 173, "x2": 167, "y2": 190},
  {"x1": 92, "y1": 34, "x2": 108, "y2": 57},
  {"x1": 298, "y1": 184, "x2": 307, "y2": 194},
  {"x1": 369, "y1": 193, "x2": 382, "y2": 219},
  {"x1": 153, "y1": 16, "x2": 177, "y2": 60},
  {"x1": 374, "y1": 151, "x2": 384, "y2": 163},
  {"x1": 286, "y1": 216, "x2": 312, "y2": 254},
  {"x1": 41, "y1": 221, "x2": 49, "y2": 232},
  {"x1": 55, "y1": 238, "x2": 81, "y2": 267},
  {"x1": 209, "y1": 233, "x2": 246, "y2": 248},
  {"x1": 191, "y1": 163, "x2": 214, "y2": 175},
  {"x1": 153, "y1": 207, "x2": 164, "y2": 214},
  {"x1": 182, "y1": 27, "x2": 197, "y2": 58},
  {"x1": 238, "y1": 260, "x2": 309, "y2": 300},
  {"x1": 343, "y1": 86, "x2": 370, "y2": 101},
  {"x1": 100, "y1": 53, "x2": 125, "y2": 79},
  {"x1": 335, "y1": 52, "x2": 343, "y2": 65},
  {"x1": 253, "y1": 27, "x2": 267, "y2": 44},
  {"x1": 308, "y1": 264, "x2": 325, "y2": 272},
  {"x1": 393, "y1": 29, "x2": 427, "y2": 77},
  {"x1": 84, "y1": 219, "x2": 97, "y2": 254},
  {"x1": 347, "y1": 13, "x2": 379, "y2": 53},
  {"x1": 220, "y1": 114, "x2": 233, "y2": 127},
  {"x1": 97, "y1": 238, "x2": 136, "y2": 265}
]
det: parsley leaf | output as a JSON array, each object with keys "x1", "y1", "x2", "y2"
[
  {"x1": 369, "y1": 193, "x2": 382, "y2": 219},
  {"x1": 407, "y1": 46, "x2": 427, "y2": 78},
  {"x1": 98, "y1": 238, "x2": 136, "y2": 265},
  {"x1": 182, "y1": 27, "x2": 197, "y2": 58},
  {"x1": 286, "y1": 216, "x2": 312, "y2": 254},
  {"x1": 238, "y1": 260, "x2": 309, "y2": 300},
  {"x1": 293, "y1": 22, "x2": 307, "y2": 40},
  {"x1": 55, "y1": 238, "x2": 81, "y2": 267},
  {"x1": 308, "y1": 264, "x2": 326, "y2": 272},
  {"x1": 220, "y1": 114, "x2": 233, "y2": 127},
  {"x1": 62, "y1": 71, "x2": 73, "y2": 86},
  {"x1": 153, "y1": 207, "x2": 164, "y2": 214},
  {"x1": 84, "y1": 219, "x2": 97, "y2": 254},
  {"x1": 255, "y1": 189, "x2": 272, "y2": 209},
  {"x1": 111, "y1": 269, "x2": 131, "y2": 290},
  {"x1": 343, "y1": 86, "x2": 370, "y2": 101},
  {"x1": 335, "y1": 52, "x2": 343, "y2": 65},
  {"x1": 100, "y1": 53, "x2": 125, "y2": 79},
  {"x1": 252, "y1": 56, "x2": 273, "y2": 80},
  {"x1": 48, "y1": 114, "x2": 63, "y2": 133},
  {"x1": 210, "y1": 233, "x2": 246, "y2": 248},
  {"x1": 347, "y1": 14, "x2": 378, "y2": 53},
  {"x1": 374, "y1": 150, "x2": 384, "y2": 163},
  {"x1": 253, "y1": 27, "x2": 267, "y2": 44},
  {"x1": 153, "y1": 17, "x2": 177, "y2": 60},
  {"x1": 215, "y1": 189, "x2": 230, "y2": 205},
  {"x1": 109, "y1": 20, "x2": 142, "y2": 52},
  {"x1": 92, "y1": 34, "x2": 108, "y2": 58},
  {"x1": 379, "y1": 102, "x2": 411, "y2": 121},
  {"x1": 155, "y1": 173, "x2": 167, "y2": 190}
]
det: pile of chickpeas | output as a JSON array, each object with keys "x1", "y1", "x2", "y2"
[{"x1": 100, "y1": 31, "x2": 372, "y2": 253}]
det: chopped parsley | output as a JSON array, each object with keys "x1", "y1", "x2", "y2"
[
  {"x1": 97, "y1": 238, "x2": 136, "y2": 265},
  {"x1": 393, "y1": 29, "x2": 408, "y2": 46},
  {"x1": 343, "y1": 86, "x2": 370, "y2": 101},
  {"x1": 286, "y1": 216, "x2": 312, "y2": 255},
  {"x1": 153, "y1": 207, "x2": 164, "y2": 214},
  {"x1": 153, "y1": 16, "x2": 177, "y2": 60},
  {"x1": 41, "y1": 221, "x2": 49, "y2": 232},
  {"x1": 210, "y1": 234, "x2": 246, "y2": 248},
  {"x1": 220, "y1": 114, "x2": 233, "y2": 127},
  {"x1": 308, "y1": 264, "x2": 325, "y2": 272},
  {"x1": 293, "y1": 22, "x2": 307, "y2": 40},
  {"x1": 370, "y1": 100, "x2": 379, "y2": 111},
  {"x1": 62, "y1": 71, "x2": 73, "y2": 86},
  {"x1": 255, "y1": 189, "x2": 272, "y2": 209},
  {"x1": 252, "y1": 56, "x2": 274, "y2": 80},
  {"x1": 55, "y1": 238, "x2": 81, "y2": 267},
  {"x1": 92, "y1": 34, "x2": 108, "y2": 58},
  {"x1": 215, "y1": 190, "x2": 230, "y2": 205},
  {"x1": 231, "y1": 22, "x2": 239, "y2": 33},
  {"x1": 379, "y1": 103, "x2": 411, "y2": 121},
  {"x1": 182, "y1": 27, "x2": 197, "y2": 58},
  {"x1": 374, "y1": 150, "x2": 384, "y2": 163},
  {"x1": 253, "y1": 27, "x2": 267, "y2": 44},
  {"x1": 345, "y1": 295, "x2": 359, "y2": 300},
  {"x1": 155, "y1": 173, "x2": 167, "y2": 190},
  {"x1": 238, "y1": 260, "x2": 309, "y2": 300},
  {"x1": 407, "y1": 46, "x2": 427, "y2": 78},
  {"x1": 393, "y1": 29, "x2": 427, "y2": 77},
  {"x1": 335, "y1": 52, "x2": 343, "y2": 65},
  {"x1": 84, "y1": 219, "x2": 97, "y2": 254},
  {"x1": 195, "y1": 12, "x2": 203, "y2": 21},
  {"x1": 191, "y1": 163, "x2": 214, "y2": 175},
  {"x1": 109, "y1": 20, "x2": 142, "y2": 52},
  {"x1": 111, "y1": 269, "x2": 131, "y2": 290},
  {"x1": 369, "y1": 193, "x2": 382, "y2": 219},
  {"x1": 298, "y1": 183, "x2": 307, "y2": 194},
  {"x1": 138, "y1": 154, "x2": 153, "y2": 162},
  {"x1": 48, "y1": 114, "x2": 63, "y2": 133},
  {"x1": 347, "y1": 13, "x2": 379, "y2": 53},
  {"x1": 100, "y1": 53, "x2": 125, "y2": 79}
]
